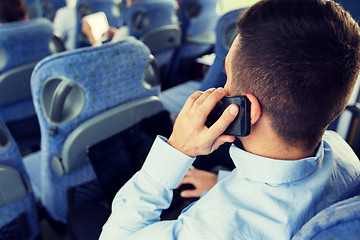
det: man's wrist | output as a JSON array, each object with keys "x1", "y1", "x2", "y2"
[{"x1": 141, "y1": 136, "x2": 196, "y2": 189}]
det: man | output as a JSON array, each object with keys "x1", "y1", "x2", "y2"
[
  {"x1": 81, "y1": 0, "x2": 143, "y2": 46},
  {"x1": 100, "y1": 0, "x2": 360, "y2": 239},
  {"x1": 53, "y1": 0, "x2": 77, "y2": 50}
]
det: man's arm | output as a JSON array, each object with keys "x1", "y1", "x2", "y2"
[
  {"x1": 100, "y1": 88, "x2": 239, "y2": 239},
  {"x1": 99, "y1": 136, "x2": 195, "y2": 239}
]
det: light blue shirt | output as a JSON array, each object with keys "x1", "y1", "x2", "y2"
[
  {"x1": 53, "y1": 6, "x2": 77, "y2": 50},
  {"x1": 99, "y1": 131, "x2": 360, "y2": 240}
]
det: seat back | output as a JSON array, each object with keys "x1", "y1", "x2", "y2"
[
  {"x1": 0, "y1": 18, "x2": 53, "y2": 151},
  {"x1": 328, "y1": 74, "x2": 360, "y2": 158},
  {"x1": 0, "y1": 118, "x2": 40, "y2": 240},
  {"x1": 75, "y1": 0, "x2": 121, "y2": 48},
  {"x1": 25, "y1": 0, "x2": 43, "y2": 18},
  {"x1": 40, "y1": 0, "x2": 67, "y2": 20},
  {"x1": 198, "y1": 8, "x2": 243, "y2": 91},
  {"x1": 30, "y1": 38, "x2": 159, "y2": 223},
  {"x1": 165, "y1": 0, "x2": 219, "y2": 89},
  {"x1": 126, "y1": 0, "x2": 178, "y2": 39},
  {"x1": 292, "y1": 176, "x2": 360, "y2": 240},
  {"x1": 178, "y1": 0, "x2": 219, "y2": 41},
  {"x1": 126, "y1": 0, "x2": 180, "y2": 82}
]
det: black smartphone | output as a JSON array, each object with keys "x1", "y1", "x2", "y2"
[{"x1": 205, "y1": 96, "x2": 251, "y2": 136}]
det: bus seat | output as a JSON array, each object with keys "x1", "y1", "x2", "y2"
[
  {"x1": 23, "y1": 38, "x2": 160, "y2": 223},
  {"x1": 328, "y1": 73, "x2": 360, "y2": 157},
  {"x1": 74, "y1": 0, "x2": 121, "y2": 49},
  {"x1": 198, "y1": 8, "x2": 242, "y2": 91},
  {"x1": 40, "y1": 0, "x2": 67, "y2": 21},
  {"x1": 160, "y1": 8, "x2": 243, "y2": 116},
  {"x1": 126, "y1": 0, "x2": 181, "y2": 85},
  {"x1": 165, "y1": 0, "x2": 219, "y2": 89},
  {"x1": 0, "y1": 18, "x2": 53, "y2": 152},
  {"x1": 24, "y1": 0, "x2": 42, "y2": 19},
  {"x1": 0, "y1": 165, "x2": 41, "y2": 240},
  {"x1": 0, "y1": 118, "x2": 40, "y2": 240}
]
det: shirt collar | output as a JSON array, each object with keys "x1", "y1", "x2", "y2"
[{"x1": 229, "y1": 140, "x2": 325, "y2": 184}]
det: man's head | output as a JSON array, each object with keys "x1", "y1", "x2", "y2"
[
  {"x1": 225, "y1": 0, "x2": 360, "y2": 150},
  {"x1": 0, "y1": 0, "x2": 28, "y2": 23}
]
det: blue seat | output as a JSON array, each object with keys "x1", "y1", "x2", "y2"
[
  {"x1": 160, "y1": 8, "x2": 242, "y2": 116},
  {"x1": 25, "y1": 0, "x2": 42, "y2": 19},
  {"x1": 328, "y1": 73, "x2": 360, "y2": 158},
  {"x1": 0, "y1": 118, "x2": 40, "y2": 240},
  {"x1": 198, "y1": 8, "x2": 242, "y2": 91},
  {"x1": 165, "y1": 0, "x2": 220, "y2": 89},
  {"x1": 74, "y1": 0, "x2": 121, "y2": 48},
  {"x1": 0, "y1": 18, "x2": 53, "y2": 152},
  {"x1": 24, "y1": 38, "x2": 162, "y2": 224},
  {"x1": 292, "y1": 176, "x2": 360, "y2": 240},
  {"x1": 126, "y1": 0, "x2": 181, "y2": 84},
  {"x1": 40, "y1": 0, "x2": 67, "y2": 20},
  {"x1": 119, "y1": 0, "x2": 128, "y2": 26}
]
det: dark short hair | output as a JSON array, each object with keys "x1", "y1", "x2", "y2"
[
  {"x1": 231, "y1": 0, "x2": 360, "y2": 149},
  {"x1": 0, "y1": 0, "x2": 28, "y2": 23}
]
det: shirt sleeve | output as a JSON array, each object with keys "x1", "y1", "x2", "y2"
[{"x1": 99, "y1": 136, "x2": 195, "y2": 240}]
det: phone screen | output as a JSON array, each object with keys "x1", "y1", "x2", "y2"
[
  {"x1": 82, "y1": 12, "x2": 110, "y2": 43},
  {"x1": 205, "y1": 96, "x2": 251, "y2": 136}
]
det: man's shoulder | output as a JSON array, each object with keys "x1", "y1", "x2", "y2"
[
  {"x1": 323, "y1": 130, "x2": 344, "y2": 140},
  {"x1": 54, "y1": 6, "x2": 76, "y2": 21},
  {"x1": 323, "y1": 130, "x2": 360, "y2": 171}
]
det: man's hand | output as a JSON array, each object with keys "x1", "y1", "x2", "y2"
[
  {"x1": 177, "y1": 168, "x2": 218, "y2": 198},
  {"x1": 167, "y1": 87, "x2": 239, "y2": 157},
  {"x1": 81, "y1": 19, "x2": 97, "y2": 45}
]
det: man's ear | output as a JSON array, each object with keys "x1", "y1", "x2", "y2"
[{"x1": 245, "y1": 94, "x2": 261, "y2": 125}]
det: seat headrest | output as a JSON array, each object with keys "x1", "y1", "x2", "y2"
[
  {"x1": 184, "y1": 1, "x2": 201, "y2": 19},
  {"x1": 221, "y1": 23, "x2": 238, "y2": 51},
  {"x1": 77, "y1": 3, "x2": 92, "y2": 19},
  {"x1": 0, "y1": 18, "x2": 53, "y2": 73},
  {"x1": 131, "y1": 9, "x2": 150, "y2": 32}
]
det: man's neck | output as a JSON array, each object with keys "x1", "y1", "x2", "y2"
[{"x1": 239, "y1": 115, "x2": 317, "y2": 161}]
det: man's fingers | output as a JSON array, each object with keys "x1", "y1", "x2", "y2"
[
  {"x1": 180, "y1": 91, "x2": 203, "y2": 113},
  {"x1": 192, "y1": 88, "x2": 216, "y2": 108},
  {"x1": 192, "y1": 88, "x2": 227, "y2": 124},
  {"x1": 180, "y1": 190, "x2": 201, "y2": 198},
  {"x1": 197, "y1": 88, "x2": 226, "y2": 115}
]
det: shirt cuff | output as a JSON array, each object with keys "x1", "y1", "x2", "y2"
[{"x1": 141, "y1": 135, "x2": 196, "y2": 189}]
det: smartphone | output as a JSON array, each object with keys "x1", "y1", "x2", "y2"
[
  {"x1": 82, "y1": 12, "x2": 110, "y2": 43},
  {"x1": 205, "y1": 96, "x2": 251, "y2": 136}
]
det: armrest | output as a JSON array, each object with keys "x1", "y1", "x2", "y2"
[
  {"x1": 53, "y1": 96, "x2": 165, "y2": 176},
  {"x1": 0, "y1": 165, "x2": 28, "y2": 207}
]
